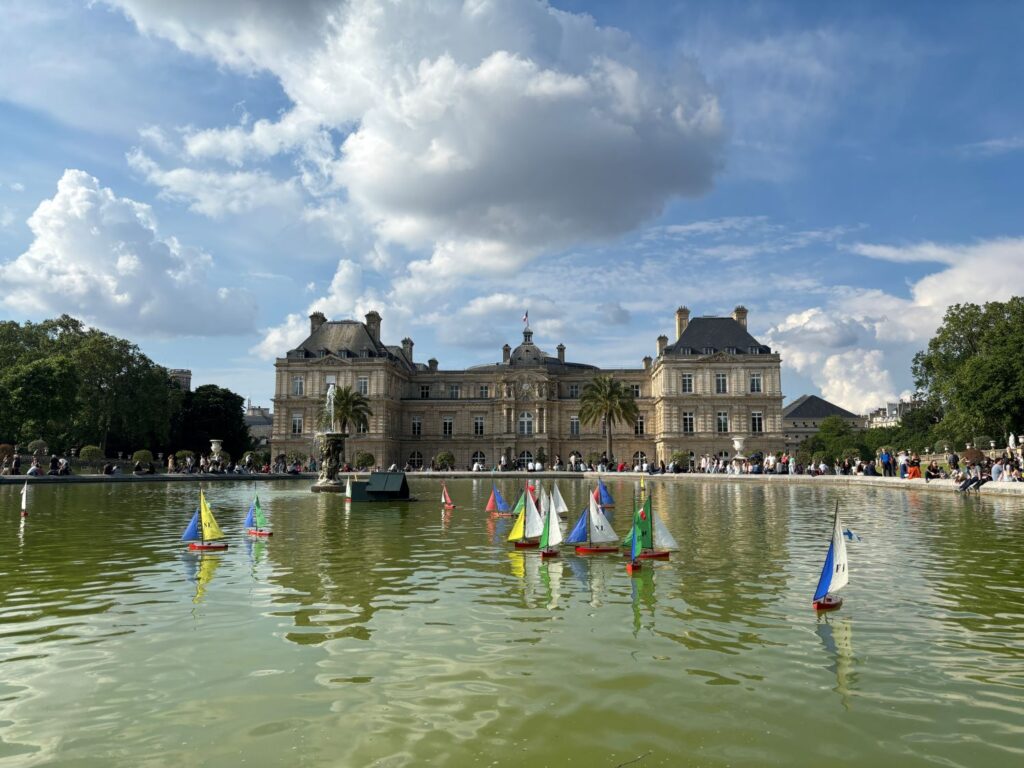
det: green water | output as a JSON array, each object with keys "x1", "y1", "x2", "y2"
[{"x1": 1, "y1": 478, "x2": 1023, "y2": 767}]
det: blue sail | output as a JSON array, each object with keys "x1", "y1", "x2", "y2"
[
  {"x1": 181, "y1": 509, "x2": 201, "y2": 541},
  {"x1": 813, "y1": 541, "x2": 836, "y2": 601},
  {"x1": 629, "y1": 518, "x2": 640, "y2": 560},
  {"x1": 493, "y1": 486, "x2": 510, "y2": 512},
  {"x1": 598, "y1": 479, "x2": 614, "y2": 506},
  {"x1": 565, "y1": 507, "x2": 589, "y2": 543},
  {"x1": 244, "y1": 499, "x2": 255, "y2": 528}
]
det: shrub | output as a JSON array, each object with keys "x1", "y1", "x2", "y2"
[
  {"x1": 79, "y1": 445, "x2": 104, "y2": 461},
  {"x1": 28, "y1": 439, "x2": 48, "y2": 455},
  {"x1": 0, "y1": 444, "x2": 14, "y2": 462},
  {"x1": 586, "y1": 452, "x2": 602, "y2": 467},
  {"x1": 670, "y1": 451, "x2": 689, "y2": 467},
  {"x1": 354, "y1": 451, "x2": 375, "y2": 470},
  {"x1": 435, "y1": 451, "x2": 455, "y2": 470},
  {"x1": 535, "y1": 447, "x2": 547, "y2": 465},
  {"x1": 216, "y1": 450, "x2": 231, "y2": 464},
  {"x1": 286, "y1": 452, "x2": 307, "y2": 466},
  {"x1": 174, "y1": 450, "x2": 194, "y2": 461},
  {"x1": 132, "y1": 450, "x2": 154, "y2": 464}
]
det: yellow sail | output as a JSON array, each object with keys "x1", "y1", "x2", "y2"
[
  {"x1": 507, "y1": 507, "x2": 526, "y2": 542},
  {"x1": 199, "y1": 491, "x2": 226, "y2": 541}
]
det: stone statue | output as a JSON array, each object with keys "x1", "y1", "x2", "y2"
[
  {"x1": 325, "y1": 382, "x2": 337, "y2": 433},
  {"x1": 1009, "y1": 432, "x2": 1017, "y2": 449}
]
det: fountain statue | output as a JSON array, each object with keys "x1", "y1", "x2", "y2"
[{"x1": 312, "y1": 383, "x2": 347, "y2": 493}]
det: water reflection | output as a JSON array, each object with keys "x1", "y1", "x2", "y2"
[
  {"x1": 629, "y1": 566, "x2": 656, "y2": 637},
  {"x1": 182, "y1": 553, "x2": 223, "y2": 604},
  {"x1": 816, "y1": 616, "x2": 857, "y2": 709}
]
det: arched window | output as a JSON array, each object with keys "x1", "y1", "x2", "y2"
[
  {"x1": 633, "y1": 451, "x2": 647, "y2": 465},
  {"x1": 518, "y1": 450, "x2": 533, "y2": 469},
  {"x1": 472, "y1": 451, "x2": 486, "y2": 466},
  {"x1": 717, "y1": 450, "x2": 730, "y2": 460},
  {"x1": 408, "y1": 451, "x2": 423, "y2": 469},
  {"x1": 518, "y1": 411, "x2": 534, "y2": 436}
]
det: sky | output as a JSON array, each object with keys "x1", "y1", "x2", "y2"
[{"x1": 1, "y1": 0, "x2": 1022, "y2": 414}]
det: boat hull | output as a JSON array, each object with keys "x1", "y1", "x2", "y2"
[
  {"x1": 540, "y1": 547, "x2": 559, "y2": 558},
  {"x1": 492, "y1": 512, "x2": 515, "y2": 518},
  {"x1": 575, "y1": 545, "x2": 619, "y2": 555},
  {"x1": 621, "y1": 549, "x2": 670, "y2": 560},
  {"x1": 514, "y1": 540, "x2": 539, "y2": 549},
  {"x1": 247, "y1": 529, "x2": 273, "y2": 537},
  {"x1": 626, "y1": 560, "x2": 642, "y2": 574},
  {"x1": 188, "y1": 542, "x2": 229, "y2": 551},
  {"x1": 443, "y1": 505, "x2": 456, "y2": 511},
  {"x1": 813, "y1": 594, "x2": 843, "y2": 611}
]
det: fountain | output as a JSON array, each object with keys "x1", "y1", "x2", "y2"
[{"x1": 312, "y1": 383, "x2": 347, "y2": 493}]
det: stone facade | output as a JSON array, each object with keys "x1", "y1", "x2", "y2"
[{"x1": 270, "y1": 307, "x2": 785, "y2": 469}]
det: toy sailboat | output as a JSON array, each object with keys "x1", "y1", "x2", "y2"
[
  {"x1": 344, "y1": 475, "x2": 353, "y2": 501},
  {"x1": 566, "y1": 492, "x2": 619, "y2": 554},
  {"x1": 508, "y1": 483, "x2": 544, "y2": 548},
  {"x1": 181, "y1": 490, "x2": 229, "y2": 551},
  {"x1": 244, "y1": 494, "x2": 272, "y2": 537},
  {"x1": 625, "y1": 500, "x2": 650, "y2": 574},
  {"x1": 813, "y1": 501, "x2": 849, "y2": 611},
  {"x1": 539, "y1": 488, "x2": 564, "y2": 558},
  {"x1": 486, "y1": 484, "x2": 511, "y2": 515},
  {"x1": 593, "y1": 478, "x2": 614, "y2": 508},
  {"x1": 621, "y1": 496, "x2": 674, "y2": 560},
  {"x1": 441, "y1": 482, "x2": 456, "y2": 510},
  {"x1": 20, "y1": 481, "x2": 28, "y2": 518},
  {"x1": 550, "y1": 482, "x2": 569, "y2": 518}
]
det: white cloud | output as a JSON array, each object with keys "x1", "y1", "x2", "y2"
[
  {"x1": 9, "y1": 182, "x2": 25, "y2": 193},
  {"x1": 959, "y1": 135, "x2": 1024, "y2": 157},
  {"x1": 819, "y1": 350, "x2": 910, "y2": 415},
  {"x1": 0, "y1": 169, "x2": 256, "y2": 336},
  {"x1": 0, "y1": 207, "x2": 14, "y2": 229}
]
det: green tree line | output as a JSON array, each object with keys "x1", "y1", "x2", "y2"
[{"x1": 0, "y1": 315, "x2": 250, "y2": 459}]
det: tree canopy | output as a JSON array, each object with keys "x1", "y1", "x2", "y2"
[{"x1": 578, "y1": 375, "x2": 639, "y2": 462}]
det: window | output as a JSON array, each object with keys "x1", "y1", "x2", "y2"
[
  {"x1": 715, "y1": 373, "x2": 728, "y2": 394},
  {"x1": 474, "y1": 416, "x2": 485, "y2": 436},
  {"x1": 634, "y1": 415, "x2": 645, "y2": 435},
  {"x1": 291, "y1": 376, "x2": 304, "y2": 396},
  {"x1": 682, "y1": 412, "x2": 694, "y2": 434},
  {"x1": 411, "y1": 417, "x2": 421, "y2": 436},
  {"x1": 749, "y1": 346, "x2": 761, "y2": 355},
  {"x1": 569, "y1": 416, "x2": 580, "y2": 436},
  {"x1": 703, "y1": 347, "x2": 714, "y2": 355},
  {"x1": 717, "y1": 411, "x2": 729, "y2": 433},
  {"x1": 442, "y1": 416, "x2": 454, "y2": 437},
  {"x1": 518, "y1": 412, "x2": 534, "y2": 436},
  {"x1": 357, "y1": 376, "x2": 369, "y2": 396},
  {"x1": 479, "y1": 384, "x2": 489, "y2": 398},
  {"x1": 449, "y1": 383, "x2": 460, "y2": 399},
  {"x1": 408, "y1": 451, "x2": 423, "y2": 469},
  {"x1": 633, "y1": 451, "x2": 647, "y2": 465},
  {"x1": 420, "y1": 384, "x2": 430, "y2": 399},
  {"x1": 601, "y1": 418, "x2": 606, "y2": 437},
  {"x1": 472, "y1": 451, "x2": 486, "y2": 467},
  {"x1": 751, "y1": 411, "x2": 764, "y2": 434},
  {"x1": 749, "y1": 373, "x2": 762, "y2": 394},
  {"x1": 357, "y1": 420, "x2": 369, "y2": 434},
  {"x1": 291, "y1": 412, "x2": 303, "y2": 434},
  {"x1": 518, "y1": 451, "x2": 533, "y2": 469},
  {"x1": 630, "y1": 384, "x2": 641, "y2": 398},
  {"x1": 680, "y1": 373, "x2": 693, "y2": 393},
  {"x1": 568, "y1": 383, "x2": 579, "y2": 398},
  {"x1": 325, "y1": 374, "x2": 336, "y2": 387}
]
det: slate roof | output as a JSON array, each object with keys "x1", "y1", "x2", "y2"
[
  {"x1": 783, "y1": 394, "x2": 861, "y2": 420},
  {"x1": 287, "y1": 320, "x2": 417, "y2": 370},
  {"x1": 664, "y1": 317, "x2": 771, "y2": 355},
  {"x1": 467, "y1": 329, "x2": 597, "y2": 371}
]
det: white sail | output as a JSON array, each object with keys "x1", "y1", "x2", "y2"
[
  {"x1": 829, "y1": 511, "x2": 850, "y2": 593},
  {"x1": 545, "y1": 503, "x2": 564, "y2": 547},
  {"x1": 551, "y1": 483, "x2": 569, "y2": 514},
  {"x1": 524, "y1": 488, "x2": 545, "y2": 538},
  {"x1": 21, "y1": 481, "x2": 28, "y2": 512},
  {"x1": 587, "y1": 493, "x2": 619, "y2": 544},
  {"x1": 345, "y1": 476, "x2": 352, "y2": 497},
  {"x1": 651, "y1": 507, "x2": 679, "y2": 551}
]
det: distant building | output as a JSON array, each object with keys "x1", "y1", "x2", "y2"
[
  {"x1": 782, "y1": 394, "x2": 864, "y2": 452},
  {"x1": 866, "y1": 400, "x2": 920, "y2": 429},
  {"x1": 245, "y1": 401, "x2": 273, "y2": 447},
  {"x1": 169, "y1": 369, "x2": 192, "y2": 391},
  {"x1": 270, "y1": 306, "x2": 785, "y2": 469}
]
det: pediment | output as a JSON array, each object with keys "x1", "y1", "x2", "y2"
[{"x1": 702, "y1": 351, "x2": 737, "y2": 362}]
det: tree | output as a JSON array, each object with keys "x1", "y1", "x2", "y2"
[
  {"x1": 797, "y1": 415, "x2": 869, "y2": 465},
  {"x1": 913, "y1": 299, "x2": 1024, "y2": 445},
  {"x1": 353, "y1": 451, "x2": 375, "y2": 470},
  {"x1": 171, "y1": 385, "x2": 250, "y2": 459},
  {"x1": 321, "y1": 385, "x2": 372, "y2": 434},
  {"x1": 435, "y1": 451, "x2": 455, "y2": 470},
  {"x1": 578, "y1": 375, "x2": 639, "y2": 463}
]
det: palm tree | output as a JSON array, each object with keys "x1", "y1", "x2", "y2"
[
  {"x1": 578, "y1": 375, "x2": 638, "y2": 464},
  {"x1": 321, "y1": 385, "x2": 372, "y2": 435}
]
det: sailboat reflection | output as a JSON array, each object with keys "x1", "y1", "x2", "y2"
[
  {"x1": 246, "y1": 535, "x2": 267, "y2": 576},
  {"x1": 184, "y1": 552, "x2": 223, "y2": 604},
  {"x1": 630, "y1": 566, "x2": 656, "y2": 636},
  {"x1": 541, "y1": 559, "x2": 565, "y2": 611},
  {"x1": 507, "y1": 551, "x2": 543, "y2": 606},
  {"x1": 816, "y1": 616, "x2": 857, "y2": 708}
]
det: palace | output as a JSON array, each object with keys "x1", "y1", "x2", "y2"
[{"x1": 270, "y1": 307, "x2": 785, "y2": 469}]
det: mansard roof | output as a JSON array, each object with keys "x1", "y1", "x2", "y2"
[
  {"x1": 664, "y1": 316, "x2": 771, "y2": 356},
  {"x1": 467, "y1": 328, "x2": 597, "y2": 372},
  {"x1": 287, "y1": 320, "x2": 416, "y2": 370},
  {"x1": 783, "y1": 394, "x2": 861, "y2": 421}
]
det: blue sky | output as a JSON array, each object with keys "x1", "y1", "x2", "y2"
[{"x1": 2, "y1": 0, "x2": 1022, "y2": 413}]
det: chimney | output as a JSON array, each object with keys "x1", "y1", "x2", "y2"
[
  {"x1": 732, "y1": 305, "x2": 748, "y2": 329},
  {"x1": 428, "y1": 357, "x2": 438, "y2": 372},
  {"x1": 557, "y1": 343, "x2": 565, "y2": 363},
  {"x1": 642, "y1": 356, "x2": 652, "y2": 370},
  {"x1": 502, "y1": 344, "x2": 511, "y2": 363},
  {"x1": 364, "y1": 310, "x2": 382, "y2": 344},
  {"x1": 657, "y1": 335, "x2": 668, "y2": 355},
  {"x1": 310, "y1": 311, "x2": 326, "y2": 335},
  {"x1": 675, "y1": 306, "x2": 690, "y2": 340},
  {"x1": 401, "y1": 337, "x2": 414, "y2": 362}
]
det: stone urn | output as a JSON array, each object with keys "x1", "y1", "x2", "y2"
[
  {"x1": 731, "y1": 435, "x2": 747, "y2": 472},
  {"x1": 311, "y1": 432, "x2": 348, "y2": 493},
  {"x1": 210, "y1": 439, "x2": 223, "y2": 459}
]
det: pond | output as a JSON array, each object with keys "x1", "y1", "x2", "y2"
[{"x1": 1, "y1": 477, "x2": 1022, "y2": 767}]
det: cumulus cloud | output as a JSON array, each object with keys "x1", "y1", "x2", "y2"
[
  {"x1": 0, "y1": 169, "x2": 256, "y2": 335},
  {"x1": 819, "y1": 350, "x2": 911, "y2": 414}
]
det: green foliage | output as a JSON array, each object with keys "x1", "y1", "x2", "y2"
[
  {"x1": 286, "y1": 451, "x2": 308, "y2": 465},
  {"x1": 170, "y1": 385, "x2": 250, "y2": 459},
  {"x1": 174, "y1": 450, "x2": 194, "y2": 461},
  {"x1": 536, "y1": 447, "x2": 547, "y2": 465},
  {"x1": 578, "y1": 375, "x2": 639, "y2": 462},
  {"x1": 132, "y1": 450, "x2": 154, "y2": 464},
  {"x1": 670, "y1": 450, "x2": 690, "y2": 467},
  {"x1": 435, "y1": 450, "x2": 455, "y2": 470},
  {"x1": 797, "y1": 415, "x2": 870, "y2": 466},
  {"x1": 913, "y1": 298, "x2": 1024, "y2": 444},
  {"x1": 27, "y1": 439, "x2": 49, "y2": 455},
  {"x1": 353, "y1": 451, "x2": 375, "y2": 470},
  {"x1": 79, "y1": 445, "x2": 104, "y2": 461},
  {"x1": 321, "y1": 385, "x2": 373, "y2": 434}
]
